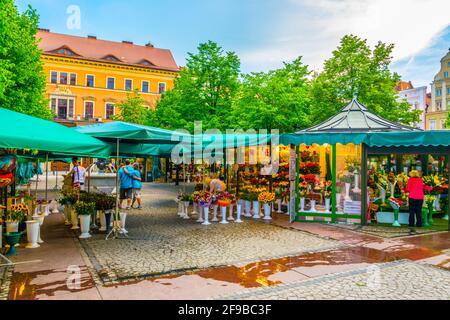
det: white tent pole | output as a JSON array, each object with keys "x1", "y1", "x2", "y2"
[{"x1": 45, "y1": 153, "x2": 49, "y2": 203}]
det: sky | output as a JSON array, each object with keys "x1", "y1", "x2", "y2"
[{"x1": 16, "y1": 0, "x2": 450, "y2": 89}]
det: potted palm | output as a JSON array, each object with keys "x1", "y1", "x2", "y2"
[{"x1": 74, "y1": 201, "x2": 95, "y2": 239}]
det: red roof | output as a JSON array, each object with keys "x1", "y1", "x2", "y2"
[{"x1": 37, "y1": 30, "x2": 179, "y2": 72}]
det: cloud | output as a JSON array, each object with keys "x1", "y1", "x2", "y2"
[{"x1": 240, "y1": 0, "x2": 450, "y2": 73}]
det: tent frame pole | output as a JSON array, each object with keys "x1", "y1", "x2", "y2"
[{"x1": 45, "y1": 153, "x2": 49, "y2": 203}]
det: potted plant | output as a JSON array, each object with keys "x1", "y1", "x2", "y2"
[
  {"x1": 258, "y1": 192, "x2": 275, "y2": 220},
  {"x1": 59, "y1": 191, "x2": 78, "y2": 227},
  {"x1": 96, "y1": 194, "x2": 116, "y2": 232},
  {"x1": 74, "y1": 201, "x2": 95, "y2": 239}
]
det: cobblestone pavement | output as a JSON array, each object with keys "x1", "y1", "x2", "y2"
[
  {"x1": 0, "y1": 256, "x2": 13, "y2": 300},
  {"x1": 80, "y1": 184, "x2": 344, "y2": 283},
  {"x1": 217, "y1": 260, "x2": 450, "y2": 300}
]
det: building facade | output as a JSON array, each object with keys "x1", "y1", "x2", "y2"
[
  {"x1": 427, "y1": 49, "x2": 450, "y2": 130},
  {"x1": 396, "y1": 81, "x2": 428, "y2": 130},
  {"x1": 37, "y1": 29, "x2": 179, "y2": 125}
]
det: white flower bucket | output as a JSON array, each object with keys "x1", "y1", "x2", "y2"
[
  {"x1": 345, "y1": 183, "x2": 352, "y2": 201},
  {"x1": 212, "y1": 205, "x2": 219, "y2": 222},
  {"x1": 120, "y1": 212, "x2": 128, "y2": 234},
  {"x1": 79, "y1": 215, "x2": 92, "y2": 239},
  {"x1": 252, "y1": 201, "x2": 260, "y2": 219},
  {"x1": 325, "y1": 198, "x2": 331, "y2": 213},
  {"x1": 263, "y1": 204, "x2": 272, "y2": 220},
  {"x1": 276, "y1": 199, "x2": 283, "y2": 213},
  {"x1": 300, "y1": 198, "x2": 305, "y2": 212},
  {"x1": 32, "y1": 215, "x2": 45, "y2": 244},
  {"x1": 196, "y1": 205, "x2": 204, "y2": 223},
  {"x1": 244, "y1": 201, "x2": 252, "y2": 217},
  {"x1": 71, "y1": 209, "x2": 79, "y2": 230},
  {"x1": 99, "y1": 211, "x2": 107, "y2": 232},
  {"x1": 235, "y1": 204, "x2": 243, "y2": 223},
  {"x1": 310, "y1": 200, "x2": 317, "y2": 212},
  {"x1": 202, "y1": 207, "x2": 211, "y2": 225},
  {"x1": 64, "y1": 205, "x2": 71, "y2": 226},
  {"x1": 220, "y1": 206, "x2": 229, "y2": 224},
  {"x1": 183, "y1": 201, "x2": 190, "y2": 219},
  {"x1": 26, "y1": 220, "x2": 40, "y2": 249},
  {"x1": 228, "y1": 204, "x2": 235, "y2": 221}
]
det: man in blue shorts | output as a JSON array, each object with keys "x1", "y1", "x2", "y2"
[{"x1": 118, "y1": 159, "x2": 134, "y2": 210}]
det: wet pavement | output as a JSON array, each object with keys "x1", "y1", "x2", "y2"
[{"x1": 3, "y1": 183, "x2": 450, "y2": 300}]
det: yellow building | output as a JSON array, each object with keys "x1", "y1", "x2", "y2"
[
  {"x1": 427, "y1": 49, "x2": 450, "y2": 130},
  {"x1": 37, "y1": 29, "x2": 179, "y2": 125}
]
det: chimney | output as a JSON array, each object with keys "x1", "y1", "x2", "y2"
[
  {"x1": 88, "y1": 35, "x2": 97, "y2": 40},
  {"x1": 145, "y1": 42, "x2": 154, "y2": 48},
  {"x1": 122, "y1": 40, "x2": 133, "y2": 45},
  {"x1": 38, "y1": 28, "x2": 50, "y2": 32}
]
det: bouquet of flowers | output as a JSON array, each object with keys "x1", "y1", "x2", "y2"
[
  {"x1": 7, "y1": 203, "x2": 29, "y2": 222},
  {"x1": 323, "y1": 180, "x2": 332, "y2": 198},
  {"x1": 74, "y1": 201, "x2": 96, "y2": 216},
  {"x1": 302, "y1": 174, "x2": 316, "y2": 184},
  {"x1": 193, "y1": 191, "x2": 212, "y2": 208},
  {"x1": 178, "y1": 193, "x2": 191, "y2": 202},
  {"x1": 388, "y1": 197, "x2": 403, "y2": 210},
  {"x1": 258, "y1": 192, "x2": 275, "y2": 204},
  {"x1": 345, "y1": 156, "x2": 360, "y2": 173},
  {"x1": 217, "y1": 191, "x2": 232, "y2": 207},
  {"x1": 423, "y1": 174, "x2": 445, "y2": 195},
  {"x1": 299, "y1": 181, "x2": 309, "y2": 198}
]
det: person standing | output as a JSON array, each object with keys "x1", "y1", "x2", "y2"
[
  {"x1": 118, "y1": 160, "x2": 134, "y2": 210},
  {"x1": 405, "y1": 170, "x2": 432, "y2": 228},
  {"x1": 70, "y1": 158, "x2": 86, "y2": 191},
  {"x1": 131, "y1": 163, "x2": 143, "y2": 209}
]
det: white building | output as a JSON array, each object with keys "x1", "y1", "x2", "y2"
[{"x1": 396, "y1": 85, "x2": 428, "y2": 130}]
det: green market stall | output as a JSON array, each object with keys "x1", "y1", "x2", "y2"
[{"x1": 281, "y1": 99, "x2": 450, "y2": 231}]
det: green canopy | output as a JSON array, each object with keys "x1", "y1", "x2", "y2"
[
  {"x1": 75, "y1": 121, "x2": 188, "y2": 144},
  {"x1": 280, "y1": 131, "x2": 450, "y2": 148},
  {"x1": 0, "y1": 108, "x2": 111, "y2": 157}
]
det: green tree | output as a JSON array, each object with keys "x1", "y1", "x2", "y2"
[
  {"x1": 0, "y1": 0, "x2": 52, "y2": 119},
  {"x1": 229, "y1": 57, "x2": 312, "y2": 132},
  {"x1": 114, "y1": 89, "x2": 149, "y2": 124},
  {"x1": 310, "y1": 35, "x2": 420, "y2": 126},
  {"x1": 150, "y1": 41, "x2": 241, "y2": 132}
]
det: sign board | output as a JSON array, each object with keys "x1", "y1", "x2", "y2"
[
  {"x1": 289, "y1": 147, "x2": 296, "y2": 181},
  {"x1": 51, "y1": 161, "x2": 70, "y2": 172}
]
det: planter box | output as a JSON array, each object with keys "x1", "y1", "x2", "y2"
[{"x1": 376, "y1": 211, "x2": 409, "y2": 225}]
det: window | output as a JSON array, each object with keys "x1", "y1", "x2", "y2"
[
  {"x1": 51, "y1": 98, "x2": 57, "y2": 114},
  {"x1": 105, "y1": 103, "x2": 115, "y2": 120},
  {"x1": 86, "y1": 75, "x2": 95, "y2": 87},
  {"x1": 104, "y1": 55, "x2": 120, "y2": 62},
  {"x1": 142, "y1": 81, "x2": 149, "y2": 93},
  {"x1": 51, "y1": 71, "x2": 58, "y2": 84},
  {"x1": 444, "y1": 72, "x2": 449, "y2": 78},
  {"x1": 440, "y1": 119, "x2": 446, "y2": 129},
  {"x1": 70, "y1": 73, "x2": 77, "y2": 86},
  {"x1": 55, "y1": 48, "x2": 76, "y2": 56},
  {"x1": 125, "y1": 79, "x2": 133, "y2": 91},
  {"x1": 59, "y1": 72, "x2": 68, "y2": 85},
  {"x1": 84, "y1": 102, "x2": 94, "y2": 119},
  {"x1": 436, "y1": 89, "x2": 442, "y2": 97},
  {"x1": 447, "y1": 87, "x2": 450, "y2": 95},
  {"x1": 158, "y1": 82, "x2": 166, "y2": 94},
  {"x1": 107, "y1": 77, "x2": 115, "y2": 90},
  {"x1": 51, "y1": 97, "x2": 75, "y2": 120},
  {"x1": 430, "y1": 120, "x2": 437, "y2": 130}
]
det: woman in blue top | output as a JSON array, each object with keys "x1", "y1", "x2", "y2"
[{"x1": 131, "y1": 163, "x2": 143, "y2": 209}]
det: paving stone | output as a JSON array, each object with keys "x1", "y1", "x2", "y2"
[
  {"x1": 77, "y1": 184, "x2": 344, "y2": 284},
  {"x1": 217, "y1": 260, "x2": 450, "y2": 300}
]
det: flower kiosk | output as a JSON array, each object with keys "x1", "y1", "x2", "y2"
[{"x1": 282, "y1": 99, "x2": 450, "y2": 231}]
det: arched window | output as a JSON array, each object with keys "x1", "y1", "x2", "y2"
[{"x1": 103, "y1": 55, "x2": 121, "y2": 62}]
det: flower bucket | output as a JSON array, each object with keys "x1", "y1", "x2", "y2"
[
  {"x1": 32, "y1": 215, "x2": 45, "y2": 244},
  {"x1": 183, "y1": 201, "x2": 190, "y2": 219},
  {"x1": 71, "y1": 209, "x2": 79, "y2": 230},
  {"x1": 310, "y1": 200, "x2": 316, "y2": 212},
  {"x1": 212, "y1": 205, "x2": 219, "y2": 222},
  {"x1": 228, "y1": 204, "x2": 235, "y2": 221},
  {"x1": 325, "y1": 198, "x2": 331, "y2": 213},
  {"x1": 99, "y1": 211, "x2": 107, "y2": 232},
  {"x1": 202, "y1": 207, "x2": 211, "y2": 225},
  {"x1": 220, "y1": 206, "x2": 229, "y2": 224},
  {"x1": 263, "y1": 204, "x2": 272, "y2": 220},
  {"x1": 79, "y1": 215, "x2": 92, "y2": 239},
  {"x1": 25, "y1": 220, "x2": 40, "y2": 249},
  {"x1": 120, "y1": 212, "x2": 128, "y2": 234},
  {"x1": 244, "y1": 201, "x2": 252, "y2": 217},
  {"x1": 252, "y1": 201, "x2": 260, "y2": 219},
  {"x1": 5, "y1": 232, "x2": 21, "y2": 256},
  {"x1": 235, "y1": 204, "x2": 243, "y2": 223},
  {"x1": 6, "y1": 221, "x2": 19, "y2": 233},
  {"x1": 300, "y1": 198, "x2": 305, "y2": 212}
]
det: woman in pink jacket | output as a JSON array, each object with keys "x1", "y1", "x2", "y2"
[{"x1": 405, "y1": 171, "x2": 432, "y2": 228}]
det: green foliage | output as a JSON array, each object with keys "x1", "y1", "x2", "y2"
[
  {"x1": 229, "y1": 57, "x2": 312, "y2": 132},
  {"x1": 309, "y1": 35, "x2": 420, "y2": 126},
  {"x1": 114, "y1": 89, "x2": 149, "y2": 124},
  {"x1": 74, "y1": 201, "x2": 96, "y2": 216},
  {"x1": 0, "y1": 0, "x2": 53, "y2": 119},
  {"x1": 149, "y1": 41, "x2": 241, "y2": 132}
]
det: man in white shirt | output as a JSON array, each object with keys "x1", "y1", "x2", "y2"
[{"x1": 70, "y1": 158, "x2": 86, "y2": 191}]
